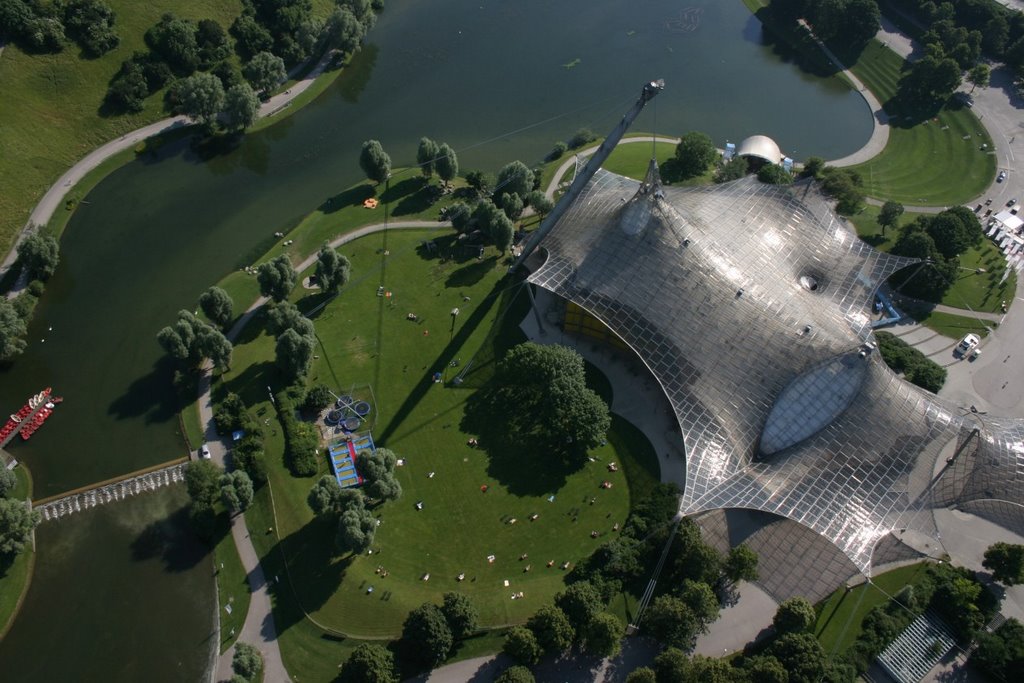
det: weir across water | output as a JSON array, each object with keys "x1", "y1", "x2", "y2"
[{"x1": 32, "y1": 459, "x2": 189, "y2": 522}]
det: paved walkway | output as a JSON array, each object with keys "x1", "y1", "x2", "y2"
[
  {"x1": 0, "y1": 50, "x2": 336, "y2": 294},
  {"x1": 203, "y1": 220, "x2": 448, "y2": 681}
]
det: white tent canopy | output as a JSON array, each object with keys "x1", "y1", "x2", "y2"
[{"x1": 993, "y1": 210, "x2": 1023, "y2": 231}]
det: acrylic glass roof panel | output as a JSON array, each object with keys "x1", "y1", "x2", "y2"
[{"x1": 528, "y1": 167, "x2": 1022, "y2": 573}]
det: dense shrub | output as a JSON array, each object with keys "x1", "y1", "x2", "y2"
[
  {"x1": 875, "y1": 332, "x2": 947, "y2": 393},
  {"x1": 568, "y1": 128, "x2": 597, "y2": 149},
  {"x1": 275, "y1": 391, "x2": 320, "y2": 476}
]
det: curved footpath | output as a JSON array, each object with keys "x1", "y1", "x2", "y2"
[
  {"x1": 0, "y1": 49, "x2": 336, "y2": 292},
  {"x1": 10, "y1": 10, "x2": 1024, "y2": 681},
  {"x1": 206, "y1": 220, "x2": 446, "y2": 683}
]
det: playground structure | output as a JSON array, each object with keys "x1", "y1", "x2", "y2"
[{"x1": 328, "y1": 433, "x2": 377, "y2": 489}]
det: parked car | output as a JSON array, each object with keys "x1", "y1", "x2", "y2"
[
  {"x1": 955, "y1": 333, "x2": 981, "y2": 358},
  {"x1": 200, "y1": 444, "x2": 211, "y2": 460},
  {"x1": 998, "y1": 170, "x2": 1007, "y2": 182},
  {"x1": 1008, "y1": 198, "x2": 1017, "y2": 207}
]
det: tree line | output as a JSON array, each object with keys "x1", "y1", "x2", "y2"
[
  {"x1": 0, "y1": 231, "x2": 60, "y2": 361},
  {"x1": 0, "y1": 0, "x2": 119, "y2": 56},
  {"x1": 102, "y1": 0, "x2": 383, "y2": 128}
]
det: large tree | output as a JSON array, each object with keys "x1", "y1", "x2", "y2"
[
  {"x1": 62, "y1": 0, "x2": 120, "y2": 57},
  {"x1": 257, "y1": 254, "x2": 297, "y2": 302},
  {"x1": 967, "y1": 64, "x2": 990, "y2": 92},
  {"x1": 323, "y1": 7, "x2": 365, "y2": 55},
  {"x1": 494, "y1": 160, "x2": 534, "y2": 203},
  {"x1": 16, "y1": 232, "x2": 60, "y2": 281},
  {"x1": 724, "y1": 544, "x2": 759, "y2": 583},
  {"x1": 220, "y1": 470, "x2": 254, "y2": 513},
  {"x1": 356, "y1": 447, "x2": 402, "y2": 502},
  {"x1": 244, "y1": 50, "x2": 286, "y2": 95},
  {"x1": 223, "y1": 82, "x2": 260, "y2": 131},
  {"x1": 275, "y1": 328, "x2": 316, "y2": 381},
  {"x1": 773, "y1": 596, "x2": 816, "y2": 634},
  {"x1": 503, "y1": 625, "x2": 542, "y2": 666},
  {"x1": 0, "y1": 467, "x2": 16, "y2": 498},
  {"x1": 435, "y1": 143, "x2": 459, "y2": 184},
  {"x1": 338, "y1": 643, "x2": 397, "y2": 683},
  {"x1": 336, "y1": 504, "x2": 376, "y2": 554},
  {"x1": 877, "y1": 200, "x2": 905, "y2": 237},
  {"x1": 674, "y1": 131, "x2": 717, "y2": 179},
  {"x1": 555, "y1": 580, "x2": 605, "y2": 634},
  {"x1": 643, "y1": 594, "x2": 701, "y2": 650},
  {"x1": 527, "y1": 190, "x2": 554, "y2": 217},
  {"x1": 585, "y1": 612, "x2": 623, "y2": 657},
  {"x1": 926, "y1": 206, "x2": 982, "y2": 258},
  {"x1": 983, "y1": 542, "x2": 1024, "y2": 585},
  {"x1": 315, "y1": 244, "x2": 351, "y2": 294},
  {"x1": 307, "y1": 476, "x2": 364, "y2": 517},
  {"x1": 768, "y1": 632, "x2": 829, "y2": 683},
  {"x1": 489, "y1": 342, "x2": 610, "y2": 453},
  {"x1": 145, "y1": 14, "x2": 199, "y2": 74},
  {"x1": 401, "y1": 603, "x2": 453, "y2": 669},
  {"x1": 495, "y1": 666, "x2": 535, "y2": 683},
  {"x1": 417, "y1": 137, "x2": 438, "y2": 178},
  {"x1": 441, "y1": 591, "x2": 479, "y2": 639},
  {"x1": 527, "y1": 605, "x2": 574, "y2": 654},
  {"x1": 0, "y1": 497, "x2": 40, "y2": 556},
  {"x1": 898, "y1": 53, "x2": 962, "y2": 107},
  {"x1": 195, "y1": 324, "x2": 233, "y2": 370},
  {"x1": 0, "y1": 299, "x2": 28, "y2": 360},
  {"x1": 266, "y1": 301, "x2": 314, "y2": 339},
  {"x1": 185, "y1": 459, "x2": 222, "y2": 508},
  {"x1": 359, "y1": 139, "x2": 391, "y2": 184},
  {"x1": 232, "y1": 642, "x2": 263, "y2": 681},
  {"x1": 175, "y1": 72, "x2": 225, "y2": 128},
  {"x1": 199, "y1": 286, "x2": 234, "y2": 329}
]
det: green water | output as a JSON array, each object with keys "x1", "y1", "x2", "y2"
[
  {"x1": 0, "y1": 0, "x2": 872, "y2": 677},
  {"x1": 0, "y1": 486, "x2": 215, "y2": 682}
]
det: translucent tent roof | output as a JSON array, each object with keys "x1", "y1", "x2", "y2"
[{"x1": 528, "y1": 161, "x2": 1024, "y2": 574}]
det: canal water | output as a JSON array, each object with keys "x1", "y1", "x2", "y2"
[{"x1": 0, "y1": 0, "x2": 871, "y2": 678}]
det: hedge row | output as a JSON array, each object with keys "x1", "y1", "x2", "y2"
[{"x1": 274, "y1": 390, "x2": 320, "y2": 477}]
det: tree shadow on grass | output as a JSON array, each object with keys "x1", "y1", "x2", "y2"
[
  {"x1": 130, "y1": 505, "x2": 212, "y2": 572},
  {"x1": 256, "y1": 517, "x2": 356, "y2": 638},
  {"x1": 220, "y1": 360, "x2": 279, "y2": 410},
  {"x1": 393, "y1": 184, "x2": 441, "y2": 217},
  {"x1": 375, "y1": 276, "x2": 509, "y2": 445},
  {"x1": 318, "y1": 184, "x2": 376, "y2": 216},
  {"x1": 460, "y1": 388, "x2": 584, "y2": 497},
  {"x1": 445, "y1": 257, "x2": 498, "y2": 289}
]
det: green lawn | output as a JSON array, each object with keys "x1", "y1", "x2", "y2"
[
  {"x1": 0, "y1": 466, "x2": 35, "y2": 639},
  {"x1": 217, "y1": 229, "x2": 657, "y2": 640},
  {"x1": 900, "y1": 309, "x2": 994, "y2": 339},
  {"x1": 815, "y1": 563, "x2": 928, "y2": 654},
  {"x1": 0, "y1": 1, "x2": 245, "y2": 254},
  {"x1": 846, "y1": 41, "x2": 995, "y2": 205},
  {"x1": 214, "y1": 508, "x2": 252, "y2": 653},
  {"x1": 846, "y1": 208, "x2": 1015, "y2": 315}
]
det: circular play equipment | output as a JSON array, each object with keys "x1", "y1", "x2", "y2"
[
  {"x1": 343, "y1": 416, "x2": 361, "y2": 431},
  {"x1": 353, "y1": 401, "x2": 371, "y2": 417},
  {"x1": 326, "y1": 410, "x2": 343, "y2": 425}
]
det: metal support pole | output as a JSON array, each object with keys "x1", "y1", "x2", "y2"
[{"x1": 525, "y1": 283, "x2": 544, "y2": 335}]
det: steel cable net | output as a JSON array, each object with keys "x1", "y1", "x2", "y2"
[{"x1": 528, "y1": 164, "x2": 1024, "y2": 575}]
